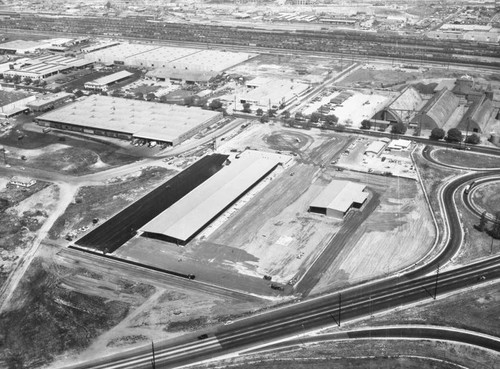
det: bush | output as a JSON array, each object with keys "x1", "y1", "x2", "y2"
[{"x1": 465, "y1": 133, "x2": 480, "y2": 144}]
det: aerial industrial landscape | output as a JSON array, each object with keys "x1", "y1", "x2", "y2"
[{"x1": 0, "y1": 0, "x2": 499, "y2": 368}]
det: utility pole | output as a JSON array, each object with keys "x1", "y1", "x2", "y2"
[
  {"x1": 330, "y1": 293, "x2": 341, "y2": 327},
  {"x1": 151, "y1": 341, "x2": 156, "y2": 369},
  {"x1": 433, "y1": 263, "x2": 440, "y2": 300}
]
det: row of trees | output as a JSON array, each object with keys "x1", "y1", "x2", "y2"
[
  {"x1": 2, "y1": 75, "x2": 47, "y2": 87},
  {"x1": 430, "y1": 127, "x2": 481, "y2": 144}
]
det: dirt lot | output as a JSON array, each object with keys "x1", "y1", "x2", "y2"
[
  {"x1": 0, "y1": 257, "x2": 148, "y2": 368},
  {"x1": 0, "y1": 180, "x2": 54, "y2": 288},
  {"x1": 432, "y1": 148, "x2": 500, "y2": 169},
  {"x1": 48, "y1": 166, "x2": 175, "y2": 242},
  {"x1": 191, "y1": 339, "x2": 499, "y2": 369}
]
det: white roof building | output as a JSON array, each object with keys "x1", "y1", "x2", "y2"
[
  {"x1": 309, "y1": 180, "x2": 369, "y2": 219},
  {"x1": 364, "y1": 140, "x2": 386, "y2": 157}
]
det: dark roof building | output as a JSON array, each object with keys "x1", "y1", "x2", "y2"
[{"x1": 372, "y1": 86, "x2": 423, "y2": 124}]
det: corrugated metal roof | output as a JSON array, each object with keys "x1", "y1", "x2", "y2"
[
  {"x1": 310, "y1": 180, "x2": 368, "y2": 213},
  {"x1": 140, "y1": 155, "x2": 280, "y2": 242}
]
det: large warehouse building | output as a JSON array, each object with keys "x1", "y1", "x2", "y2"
[
  {"x1": 371, "y1": 86, "x2": 424, "y2": 124},
  {"x1": 84, "y1": 42, "x2": 255, "y2": 83},
  {"x1": 309, "y1": 180, "x2": 369, "y2": 219},
  {"x1": 35, "y1": 95, "x2": 222, "y2": 146},
  {"x1": 140, "y1": 154, "x2": 281, "y2": 244}
]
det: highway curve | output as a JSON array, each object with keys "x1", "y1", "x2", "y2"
[{"x1": 247, "y1": 326, "x2": 500, "y2": 355}]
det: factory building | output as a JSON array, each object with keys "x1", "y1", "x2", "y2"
[
  {"x1": 84, "y1": 70, "x2": 134, "y2": 91},
  {"x1": 371, "y1": 86, "x2": 424, "y2": 124},
  {"x1": 411, "y1": 88, "x2": 460, "y2": 130}
]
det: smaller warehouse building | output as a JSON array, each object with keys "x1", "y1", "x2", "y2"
[
  {"x1": 26, "y1": 92, "x2": 74, "y2": 112},
  {"x1": 309, "y1": 180, "x2": 369, "y2": 219},
  {"x1": 364, "y1": 140, "x2": 387, "y2": 157},
  {"x1": 84, "y1": 70, "x2": 134, "y2": 91}
]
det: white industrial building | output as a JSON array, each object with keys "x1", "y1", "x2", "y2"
[
  {"x1": 84, "y1": 70, "x2": 134, "y2": 91},
  {"x1": 309, "y1": 180, "x2": 369, "y2": 219}
]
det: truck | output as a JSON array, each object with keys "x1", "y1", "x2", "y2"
[{"x1": 464, "y1": 184, "x2": 471, "y2": 195}]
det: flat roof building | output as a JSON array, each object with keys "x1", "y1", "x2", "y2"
[
  {"x1": 84, "y1": 70, "x2": 134, "y2": 91},
  {"x1": 26, "y1": 92, "x2": 74, "y2": 112},
  {"x1": 364, "y1": 140, "x2": 386, "y2": 157},
  {"x1": 35, "y1": 95, "x2": 222, "y2": 146},
  {"x1": 239, "y1": 78, "x2": 310, "y2": 108},
  {"x1": 309, "y1": 180, "x2": 369, "y2": 219},
  {"x1": 140, "y1": 154, "x2": 281, "y2": 244}
]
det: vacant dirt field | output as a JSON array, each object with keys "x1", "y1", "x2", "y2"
[
  {"x1": 432, "y1": 149, "x2": 500, "y2": 169},
  {"x1": 0, "y1": 181, "x2": 55, "y2": 288},
  {"x1": 311, "y1": 170, "x2": 435, "y2": 294}
]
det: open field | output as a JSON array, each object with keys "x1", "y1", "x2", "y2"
[
  {"x1": 191, "y1": 339, "x2": 499, "y2": 369},
  {"x1": 48, "y1": 166, "x2": 175, "y2": 242},
  {"x1": 432, "y1": 148, "x2": 500, "y2": 169}
]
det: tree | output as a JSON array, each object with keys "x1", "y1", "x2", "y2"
[
  {"x1": 260, "y1": 114, "x2": 269, "y2": 123},
  {"x1": 12, "y1": 75, "x2": 21, "y2": 84},
  {"x1": 32, "y1": 79, "x2": 40, "y2": 87},
  {"x1": 446, "y1": 128, "x2": 463, "y2": 143},
  {"x1": 135, "y1": 91, "x2": 144, "y2": 100},
  {"x1": 52, "y1": 87, "x2": 62, "y2": 93},
  {"x1": 100, "y1": 90, "x2": 108, "y2": 96},
  {"x1": 267, "y1": 109, "x2": 276, "y2": 118},
  {"x1": 111, "y1": 89, "x2": 121, "y2": 97},
  {"x1": 476, "y1": 211, "x2": 488, "y2": 232},
  {"x1": 3, "y1": 75, "x2": 12, "y2": 83},
  {"x1": 281, "y1": 110, "x2": 290, "y2": 119},
  {"x1": 309, "y1": 112, "x2": 321, "y2": 123},
  {"x1": 465, "y1": 133, "x2": 480, "y2": 145},
  {"x1": 209, "y1": 99, "x2": 223, "y2": 110},
  {"x1": 146, "y1": 92, "x2": 156, "y2": 101},
  {"x1": 242, "y1": 102, "x2": 252, "y2": 113},
  {"x1": 39, "y1": 80, "x2": 47, "y2": 87},
  {"x1": 490, "y1": 212, "x2": 500, "y2": 240},
  {"x1": 256, "y1": 108, "x2": 263, "y2": 116},
  {"x1": 23, "y1": 76, "x2": 32, "y2": 85},
  {"x1": 430, "y1": 127, "x2": 445, "y2": 140},
  {"x1": 159, "y1": 95, "x2": 168, "y2": 103},
  {"x1": 360, "y1": 119, "x2": 372, "y2": 130},
  {"x1": 294, "y1": 112, "x2": 304, "y2": 121},
  {"x1": 324, "y1": 114, "x2": 338, "y2": 125},
  {"x1": 391, "y1": 122, "x2": 407, "y2": 135},
  {"x1": 74, "y1": 90, "x2": 84, "y2": 98}
]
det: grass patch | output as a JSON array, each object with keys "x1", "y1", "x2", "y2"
[{"x1": 432, "y1": 148, "x2": 500, "y2": 169}]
